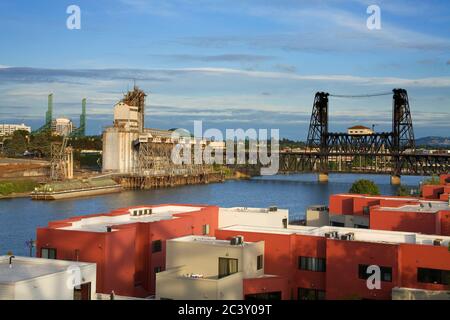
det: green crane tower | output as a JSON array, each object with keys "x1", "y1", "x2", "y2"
[
  {"x1": 33, "y1": 93, "x2": 53, "y2": 134},
  {"x1": 71, "y1": 98, "x2": 86, "y2": 137}
]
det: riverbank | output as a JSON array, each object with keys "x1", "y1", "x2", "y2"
[{"x1": 0, "y1": 179, "x2": 38, "y2": 199}]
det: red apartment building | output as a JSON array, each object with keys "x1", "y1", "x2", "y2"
[
  {"x1": 36, "y1": 204, "x2": 218, "y2": 297},
  {"x1": 422, "y1": 174, "x2": 450, "y2": 201},
  {"x1": 36, "y1": 199, "x2": 450, "y2": 300},
  {"x1": 328, "y1": 174, "x2": 450, "y2": 236},
  {"x1": 215, "y1": 225, "x2": 450, "y2": 300}
]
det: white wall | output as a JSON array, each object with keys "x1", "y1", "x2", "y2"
[
  {"x1": 219, "y1": 208, "x2": 288, "y2": 229},
  {"x1": 165, "y1": 239, "x2": 264, "y2": 279},
  {"x1": 156, "y1": 267, "x2": 244, "y2": 300},
  {"x1": 0, "y1": 264, "x2": 97, "y2": 300},
  {"x1": 0, "y1": 284, "x2": 14, "y2": 300},
  {"x1": 102, "y1": 128, "x2": 138, "y2": 173}
]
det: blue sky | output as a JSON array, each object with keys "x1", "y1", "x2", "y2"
[{"x1": 0, "y1": 0, "x2": 449, "y2": 139}]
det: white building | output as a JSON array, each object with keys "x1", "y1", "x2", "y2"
[
  {"x1": 113, "y1": 102, "x2": 141, "y2": 131},
  {"x1": 0, "y1": 256, "x2": 96, "y2": 300},
  {"x1": 155, "y1": 235, "x2": 266, "y2": 300},
  {"x1": 0, "y1": 123, "x2": 31, "y2": 136},
  {"x1": 52, "y1": 118, "x2": 73, "y2": 136},
  {"x1": 347, "y1": 125, "x2": 373, "y2": 135}
]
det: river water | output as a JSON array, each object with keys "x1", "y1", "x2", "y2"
[{"x1": 0, "y1": 174, "x2": 425, "y2": 256}]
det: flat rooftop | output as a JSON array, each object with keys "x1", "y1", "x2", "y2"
[
  {"x1": 169, "y1": 235, "x2": 259, "y2": 248},
  {"x1": 219, "y1": 224, "x2": 450, "y2": 247},
  {"x1": 59, "y1": 205, "x2": 204, "y2": 232},
  {"x1": 220, "y1": 207, "x2": 288, "y2": 213},
  {"x1": 378, "y1": 200, "x2": 450, "y2": 213},
  {"x1": 0, "y1": 256, "x2": 93, "y2": 284}
]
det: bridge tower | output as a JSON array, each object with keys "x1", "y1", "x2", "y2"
[
  {"x1": 306, "y1": 92, "x2": 329, "y2": 182},
  {"x1": 391, "y1": 88, "x2": 415, "y2": 184}
]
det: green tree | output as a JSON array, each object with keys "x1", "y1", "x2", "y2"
[
  {"x1": 3, "y1": 130, "x2": 29, "y2": 157},
  {"x1": 397, "y1": 185, "x2": 410, "y2": 196},
  {"x1": 349, "y1": 179, "x2": 380, "y2": 195},
  {"x1": 422, "y1": 175, "x2": 440, "y2": 186}
]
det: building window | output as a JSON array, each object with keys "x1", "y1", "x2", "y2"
[
  {"x1": 257, "y1": 255, "x2": 263, "y2": 270},
  {"x1": 41, "y1": 248, "x2": 57, "y2": 259},
  {"x1": 218, "y1": 257, "x2": 238, "y2": 279},
  {"x1": 154, "y1": 266, "x2": 162, "y2": 274},
  {"x1": 358, "y1": 265, "x2": 392, "y2": 282},
  {"x1": 330, "y1": 221, "x2": 345, "y2": 227},
  {"x1": 152, "y1": 240, "x2": 162, "y2": 253},
  {"x1": 202, "y1": 224, "x2": 210, "y2": 235},
  {"x1": 298, "y1": 256, "x2": 326, "y2": 272},
  {"x1": 417, "y1": 268, "x2": 450, "y2": 285},
  {"x1": 298, "y1": 288, "x2": 325, "y2": 300}
]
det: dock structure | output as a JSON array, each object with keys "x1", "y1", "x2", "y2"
[{"x1": 102, "y1": 86, "x2": 225, "y2": 189}]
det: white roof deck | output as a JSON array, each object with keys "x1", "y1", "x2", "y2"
[
  {"x1": 0, "y1": 256, "x2": 93, "y2": 284},
  {"x1": 59, "y1": 205, "x2": 203, "y2": 232},
  {"x1": 220, "y1": 224, "x2": 450, "y2": 247},
  {"x1": 169, "y1": 235, "x2": 260, "y2": 248},
  {"x1": 377, "y1": 200, "x2": 450, "y2": 213},
  {"x1": 221, "y1": 207, "x2": 288, "y2": 214}
]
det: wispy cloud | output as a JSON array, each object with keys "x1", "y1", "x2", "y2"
[
  {"x1": 149, "y1": 53, "x2": 275, "y2": 63},
  {"x1": 2, "y1": 66, "x2": 449, "y2": 88}
]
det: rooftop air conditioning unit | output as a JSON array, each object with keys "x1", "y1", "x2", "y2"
[
  {"x1": 324, "y1": 232, "x2": 332, "y2": 238},
  {"x1": 236, "y1": 235, "x2": 244, "y2": 245},
  {"x1": 330, "y1": 231, "x2": 339, "y2": 239},
  {"x1": 230, "y1": 237, "x2": 238, "y2": 245},
  {"x1": 268, "y1": 206, "x2": 278, "y2": 212},
  {"x1": 433, "y1": 239, "x2": 443, "y2": 246}
]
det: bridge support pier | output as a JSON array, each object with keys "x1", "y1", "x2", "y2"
[
  {"x1": 318, "y1": 173, "x2": 329, "y2": 183},
  {"x1": 390, "y1": 175, "x2": 401, "y2": 185}
]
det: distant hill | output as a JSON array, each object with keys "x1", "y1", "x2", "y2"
[{"x1": 415, "y1": 136, "x2": 450, "y2": 147}]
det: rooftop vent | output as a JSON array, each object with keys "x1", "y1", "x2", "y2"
[
  {"x1": 325, "y1": 231, "x2": 340, "y2": 239},
  {"x1": 340, "y1": 233, "x2": 355, "y2": 241},
  {"x1": 230, "y1": 235, "x2": 244, "y2": 245},
  {"x1": 268, "y1": 206, "x2": 278, "y2": 212}
]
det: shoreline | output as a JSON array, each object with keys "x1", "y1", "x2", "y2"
[{"x1": 0, "y1": 192, "x2": 31, "y2": 200}]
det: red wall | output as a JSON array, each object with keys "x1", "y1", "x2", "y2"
[
  {"x1": 422, "y1": 185, "x2": 445, "y2": 200},
  {"x1": 329, "y1": 195, "x2": 354, "y2": 215},
  {"x1": 243, "y1": 276, "x2": 289, "y2": 299},
  {"x1": 399, "y1": 243, "x2": 450, "y2": 291},
  {"x1": 370, "y1": 209, "x2": 438, "y2": 235},
  {"x1": 325, "y1": 240, "x2": 399, "y2": 300}
]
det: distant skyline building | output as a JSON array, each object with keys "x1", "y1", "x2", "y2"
[
  {"x1": 0, "y1": 123, "x2": 31, "y2": 136},
  {"x1": 51, "y1": 117, "x2": 73, "y2": 136},
  {"x1": 347, "y1": 125, "x2": 374, "y2": 135}
]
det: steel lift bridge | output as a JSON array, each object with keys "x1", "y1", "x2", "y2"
[{"x1": 278, "y1": 89, "x2": 449, "y2": 184}]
